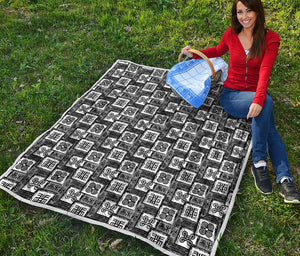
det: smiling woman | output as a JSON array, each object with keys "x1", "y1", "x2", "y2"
[
  {"x1": 236, "y1": 3, "x2": 257, "y2": 31},
  {"x1": 231, "y1": 0, "x2": 266, "y2": 60},
  {"x1": 236, "y1": 2, "x2": 257, "y2": 50},
  {"x1": 181, "y1": 0, "x2": 300, "y2": 204}
]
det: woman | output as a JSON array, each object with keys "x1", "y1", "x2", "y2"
[{"x1": 181, "y1": 0, "x2": 299, "y2": 204}]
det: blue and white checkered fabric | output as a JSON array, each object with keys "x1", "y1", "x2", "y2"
[{"x1": 167, "y1": 58, "x2": 228, "y2": 108}]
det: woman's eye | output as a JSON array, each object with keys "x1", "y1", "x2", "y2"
[{"x1": 247, "y1": 9, "x2": 252, "y2": 12}]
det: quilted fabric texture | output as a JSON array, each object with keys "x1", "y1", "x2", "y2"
[{"x1": 0, "y1": 60, "x2": 251, "y2": 256}]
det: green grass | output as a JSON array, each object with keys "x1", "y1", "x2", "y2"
[{"x1": 0, "y1": 0, "x2": 299, "y2": 255}]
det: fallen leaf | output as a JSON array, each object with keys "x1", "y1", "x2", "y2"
[
  {"x1": 125, "y1": 25, "x2": 132, "y2": 33},
  {"x1": 109, "y1": 239, "x2": 122, "y2": 249},
  {"x1": 97, "y1": 238, "x2": 111, "y2": 252},
  {"x1": 59, "y1": 3, "x2": 70, "y2": 8},
  {"x1": 97, "y1": 241, "x2": 106, "y2": 252},
  {"x1": 38, "y1": 217, "x2": 53, "y2": 227},
  {"x1": 99, "y1": 243, "x2": 106, "y2": 252},
  {"x1": 91, "y1": 225, "x2": 95, "y2": 234}
]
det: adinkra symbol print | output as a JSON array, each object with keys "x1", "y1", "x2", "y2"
[{"x1": 0, "y1": 60, "x2": 252, "y2": 256}]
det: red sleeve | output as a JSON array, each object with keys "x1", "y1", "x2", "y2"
[
  {"x1": 252, "y1": 31, "x2": 280, "y2": 106},
  {"x1": 192, "y1": 28, "x2": 230, "y2": 59}
]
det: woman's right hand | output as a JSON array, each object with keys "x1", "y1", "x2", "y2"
[{"x1": 181, "y1": 45, "x2": 193, "y2": 58}]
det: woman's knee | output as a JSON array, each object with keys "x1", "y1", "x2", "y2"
[
  {"x1": 262, "y1": 95, "x2": 274, "y2": 112},
  {"x1": 256, "y1": 95, "x2": 274, "y2": 121},
  {"x1": 220, "y1": 90, "x2": 254, "y2": 118}
]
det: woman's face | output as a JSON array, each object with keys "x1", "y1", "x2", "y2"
[{"x1": 236, "y1": 1, "x2": 257, "y2": 30}]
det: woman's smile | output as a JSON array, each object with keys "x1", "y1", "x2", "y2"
[{"x1": 237, "y1": 1, "x2": 257, "y2": 30}]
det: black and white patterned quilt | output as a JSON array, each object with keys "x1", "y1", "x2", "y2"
[{"x1": 0, "y1": 60, "x2": 252, "y2": 256}]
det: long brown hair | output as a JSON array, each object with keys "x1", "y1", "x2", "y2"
[{"x1": 231, "y1": 0, "x2": 266, "y2": 59}]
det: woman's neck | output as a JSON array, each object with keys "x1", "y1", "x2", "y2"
[
  {"x1": 241, "y1": 27, "x2": 253, "y2": 38},
  {"x1": 238, "y1": 28, "x2": 254, "y2": 51}
]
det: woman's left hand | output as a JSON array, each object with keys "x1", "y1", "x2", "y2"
[{"x1": 247, "y1": 103, "x2": 262, "y2": 119}]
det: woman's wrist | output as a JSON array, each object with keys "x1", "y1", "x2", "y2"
[{"x1": 187, "y1": 53, "x2": 193, "y2": 58}]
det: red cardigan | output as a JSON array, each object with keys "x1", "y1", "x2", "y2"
[{"x1": 192, "y1": 27, "x2": 280, "y2": 107}]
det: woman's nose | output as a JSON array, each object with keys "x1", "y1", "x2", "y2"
[{"x1": 241, "y1": 11, "x2": 249, "y2": 17}]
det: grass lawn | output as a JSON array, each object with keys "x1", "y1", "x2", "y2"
[{"x1": 0, "y1": 0, "x2": 299, "y2": 255}]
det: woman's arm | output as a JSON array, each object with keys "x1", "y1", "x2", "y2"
[
  {"x1": 252, "y1": 41, "x2": 280, "y2": 107},
  {"x1": 247, "y1": 31, "x2": 280, "y2": 118}
]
